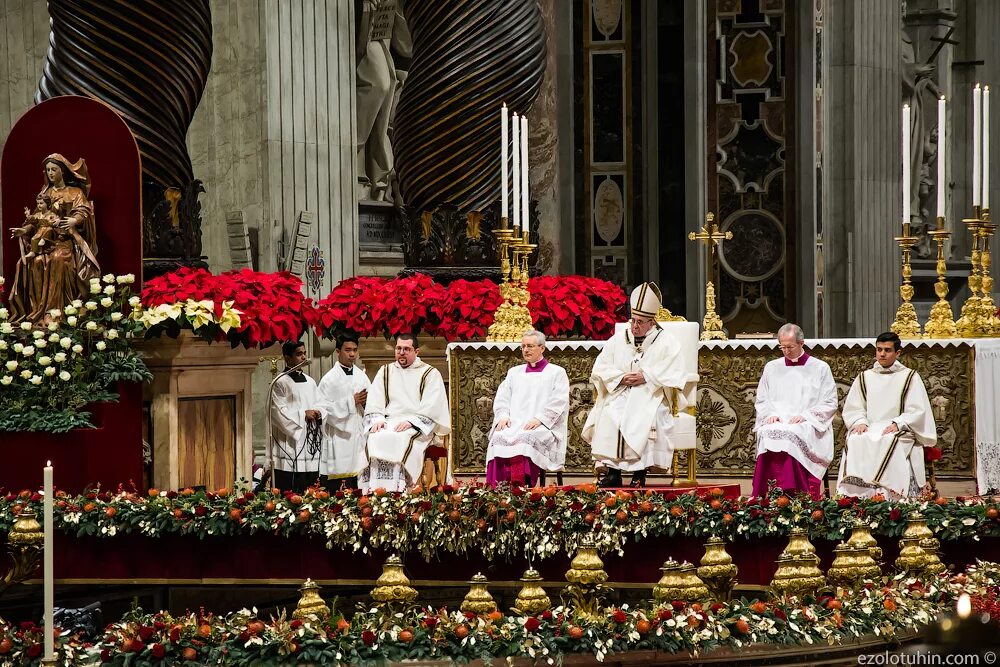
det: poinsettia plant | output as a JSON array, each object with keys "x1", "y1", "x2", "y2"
[
  {"x1": 529, "y1": 275, "x2": 627, "y2": 339},
  {"x1": 137, "y1": 268, "x2": 319, "y2": 349},
  {"x1": 430, "y1": 279, "x2": 503, "y2": 341},
  {"x1": 315, "y1": 276, "x2": 390, "y2": 340}
]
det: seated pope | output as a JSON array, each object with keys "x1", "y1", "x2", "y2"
[
  {"x1": 582, "y1": 282, "x2": 689, "y2": 488},
  {"x1": 361, "y1": 333, "x2": 451, "y2": 492},
  {"x1": 836, "y1": 332, "x2": 936, "y2": 499},
  {"x1": 752, "y1": 323, "x2": 837, "y2": 500},
  {"x1": 486, "y1": 329, "x2": 570, "y2": 487}
]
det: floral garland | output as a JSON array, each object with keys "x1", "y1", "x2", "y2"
[
  {"x1": 7, "y1": 565, "x2": 998, "y2": 666},
  {"x1": 3, "y1": 485, "x2": 1000, "y2": 562}
]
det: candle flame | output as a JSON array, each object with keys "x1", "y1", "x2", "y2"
[
  {"x1": 46, "y1": 460, "x2": 51, "y2": 466},
  {"x1": 940, "y1": 95, "x2": 946, "y2": 101},
  {"x1": 976, "y1": 83, "x2": 982, "y2": 90},
  {"x1": 957, "y1": 593, "x2": 972, "y2": 619},
  {"x1": 903, "y1": 103, "x2": 910, "y2": 110}
]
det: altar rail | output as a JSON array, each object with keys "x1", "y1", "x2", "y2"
[{"x1": 447, "y1": 338, "x2": 1000, "y2": 491}]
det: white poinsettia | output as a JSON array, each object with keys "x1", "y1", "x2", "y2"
[
  {"x1": 183, "y1": 299, "x2": 216, "y2": 330},
  {"x1": 218, "y1": 301, "x2": 243, "y2": 333}
]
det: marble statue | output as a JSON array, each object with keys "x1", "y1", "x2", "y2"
[{"x1": 902, "y1": 28, "x2": 941, "y2": 259}]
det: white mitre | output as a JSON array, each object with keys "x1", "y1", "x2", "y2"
[{"x1": 630, "y1": 282, "x2": 662, "y2": 318}]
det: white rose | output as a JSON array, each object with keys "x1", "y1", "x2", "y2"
[
  {"x1": 128, "y1": 296, "x2": 141, "y2": 307},
  {"x1": 29, "y1": 375, "x2": 41, "y2": 385},
  {"x1": 102, "y1": 273, "x2": 115, "y2": 283},
  {"x1": 0, "y1": 376, "x2": 11, "y2": 386},
  {"x1": 0, "y1": 308, "x2": 7, "y2": 320},
  {"x1": 71, "y1": 300, "x2": 83, "y2": 308},
  {"x1": 72, "y1": 344, "x2": 83, "y2": 354},
  {"x1": 103, "y1": 285, "x2": 116, "y2": 295},
  {"x1": 64, "y1": 306, "x2": 77, "y2": 315},
  {"x1": 100, "y1": 298, "x2": 113, "y2": 308},
  {"x1": 12, "y1": 343, "x2": 23, "y2": 353},
  {"x1": 85, "y1": 301, "x2": 97, "y2": 310},
  {"x1": 20, "y1": 321, "x2": 32, "y2": 331},
  {"x1": 21, "y1": 346, "x2": 34, "y2": 357},
  {"x1": 105, "y1": 329, "x2": 119, "y2": 340},
  {"x1": 54, "y1": 352, "x2": 67, "y2": 363},
  {"x1": 59, "y1": 370, "x2": 71, "y2": 381},
  {"x1": 35, "y1": 339, "x2": 47, "y2": 349},
  {"x1": 95, "y1": 341, "x2": 107, "y2": 351},
  {"x1": 38, "y1": 356, "x2": 52, "y2": 367},
  {"x1": 111, "y1": 313, "x2": 123, "y2": 322},
  {"x1": 5, "y1": 361, "x2": 17, "y2": 371},
  {"x1": 43, "y1": 366, "x2": 55, "y2": 377},
  {"x1": 90, "y1": 283, "x2": 102, "y2": 294},
  {"x1": 0, "y1": 323, "x2": 13, "y2": 334},
  {"x1": 90, "y1": 277, "x2": 101, "y2": 285},
  {"x1": 0, "y1": 341, "x2": 6, "y2": 351},
  {"x1": 48, "y1": 309, "x2": 61, "y2": 318},
  {"x1": 60, "y1": 337, "x2": 72, "y2": 349},
  {"x1": 86, "y1": 322, "x2": 98, "y2": 331},
  {"x1": 19, "y1": 370, "x2": 31, "y2": 380},
  {"x1": 47, "y1": 322, "x2": 59, "y2": 332},
  {"x1": 66, "y1": 316, "x2": 78, "y2": 327},
  {"x1": 48, "y1": 333, "x2": 59, "y2": 342},
  {"x1": 32, "y1": 330, "x2": 44, "y2": 339}
]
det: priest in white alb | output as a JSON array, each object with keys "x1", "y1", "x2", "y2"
[
  {"x1": 583, "y1": 282, "x2": 689, "y2": 488},
  {"x1": 316, "y1": 334, "x2": 371, "y2": 490},
  {"x1": 486, "y1": 330, "x2": 570, "y2": 487},
  {"x1": 361, "y1": 333, "x2": 450, "y2": 492},
  {"x1": 837, "y1": 332, "x2": 936, "y2": 499},
  {"x1": 752, "y1": 323, "x2": 837, "y2": 500}
]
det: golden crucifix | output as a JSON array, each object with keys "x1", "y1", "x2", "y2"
[{"x1": 688, "y1": 212, "x2": 731, "y2": 341}]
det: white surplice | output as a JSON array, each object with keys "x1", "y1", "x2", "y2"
[
  {"x1": 837, "y1": 361, "x2": 936, "y2": 499},
  {"x1": 487, "y1": 361, "x2": 570, "y2": 472},
  {"x1": 583, "y1": 326, "x2": 689, "y2": 471},
  {"x1": 360, "y1": 358, "x2": 450, "y2": 492},
  {"x1": 316, "y1": 363, "x2": 372, "y2": 479},
  {"x1": 754, "y1": 356, "x2": 838, "y2": 480},
  {"x1": 270, "y1": 372, "x2": 326, "y2": 473}
]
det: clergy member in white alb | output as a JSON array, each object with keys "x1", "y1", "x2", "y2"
[
  {"x1": 316, "y1": 334, "x2": 371, "y2": 490},
  {"x1": 837, "y1": 332, "x2": 936, "y2": 499},
  {"x1": 583, "y1": 282, "x2": 688, "y2": 488},
  {"x1": 752, "y1": 323, "x2": 837, "y2": 500},
  {"x1": 361, "y1": 333, "x2": 450, "y2": 492},
  {"x1": 486, "y1": 330, "x2": 570, "y2": 487},
  {"x1": 270, "y1": 341, "x2": 326, "y2": 493}
]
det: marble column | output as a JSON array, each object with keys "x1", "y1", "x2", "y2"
[
  {"x1": 823, "y1": 0, "x2": 903, "y2": 337},
  {"x1": 683, "y1": 0, "x2": 707, "y2": 323}
]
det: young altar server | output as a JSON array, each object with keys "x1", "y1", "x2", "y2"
[
  {"x1": 316, "y1": 334, "x2": 371, "y2": 490},
  {"x1": 361, "y1": 333, "x2": 451, "y2": 492},
  {"x1": 269, "y1": 341, "x2": 326, "y2": 493},
  {"x1": 836, "y1": 332, "x2": 936, "y2": 499},
  {"x1": 486, "y1": 330, "x2": 570, "y2": 487},
  {"x1": 583, "y1": 282, "x2": 688, "y2": 488},
  {"x1": 752, "y1": 323, "x2": 837, "y2": 500}
]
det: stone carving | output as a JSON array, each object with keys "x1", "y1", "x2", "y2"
[
  {"x1": 902, "y1": 28, "x2": 941, "y2": 259},
  {"x1": 594, "y1": 177, "x2": 624, "y2": 244}
]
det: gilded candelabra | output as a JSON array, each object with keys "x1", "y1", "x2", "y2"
[
  {"x1": 487, "y1": 219, "x2": 535, "y2": 342},
  {"x1": 890, "y1": 223, "x2": 922, "y2": 339},
  {"x1": 688, "y1": 213, "x2": 732, "y2": 341},
  {"x1": 957, "y1": 209, "x2": 985, "y2": 337},
  {"x1": 924, "y1": 217, "x2": 958, "y2": 338},
  {"x1": 978, "y1": 210, "x2": 1000, "y2": 335}
]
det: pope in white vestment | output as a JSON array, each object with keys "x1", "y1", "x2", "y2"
[
  {"x1": 486, "y1": 330, "x2": 570, "y2": 487},
  {"x1": 752, "y1": 324, "x2": 837, "y2": 500},
  {"x1": 361, "y1": 335, "x2": 450, "y2": 492},
  {"x1": 837, "y1": 333, "x2": 936, "y2": 499},
  {"x1": 583, "y1": 282, "x2": 689, "y2": 487},
  {"x1": 270, "y1": 342, "x2": 327, "y2": 492},
  {"x1": 316, "y1": 336, "x2": 372, "y2": 488}
]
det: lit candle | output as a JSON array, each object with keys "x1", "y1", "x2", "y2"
[
  {"x1": 985, "y1": 86, "x2": 991, "y2": 211},
  {"x1": 974, "y1": 83, "x2": 982, "y2": 207},
  {"x1": 43, "y1": 461, "x2": 54, "y2": 661},
  {"x1": 938, "y1": 95, "x2": 946, "y2": 220},
  {"x1": 521, "y1": 115, "x2": 529, "y2": 233},
  {"x1": 903, "y1": 104, "x2": 911, "y2": 226},
  {"x1": 512, "y1": 113, "x2": 521, "y2": 232},
  {"x1": 500, "y1": 103, "x2": 509, "y2": 225}
]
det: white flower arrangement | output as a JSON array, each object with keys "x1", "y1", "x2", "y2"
[{"x1": 132, "y1": 299, "x2": 243, "y2": 335}]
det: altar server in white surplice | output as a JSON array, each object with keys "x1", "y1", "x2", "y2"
[
  {"x1": 361, "y1": 333, "x2": 450, "y2": 492},
  {"x1": 486, "y1": 330, "x2": 570, "y2": 487},
  {"x1": 752, "y1": 323, "x2": 837, "y2": 500},
  {"x1": 837, "y1": 332, "x2": 936, "y2": 499},
  {"x1": 270, "y1": 341, "x2": 326, "y2": 493},
  {"x1": 583, "y1": 282, "x2": 689, "y2": 488},
  {"x1": 316, "y1": 334, "x2": 371, "y2": 490}
]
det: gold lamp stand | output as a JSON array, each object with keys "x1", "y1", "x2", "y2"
[
  {"x1": 890, "y1": 223, "x2": 921, "y2": 339},
  {"x1": 978, "y1": 210, "x2": 1000, "y2": 334},
  {"x1": 689, "y1": 213, "x2": 732, "y2": 341},
  {"x1": 924, "y1": 217, "x2": 957, "y2": 338},
  {"x1": 955, "y1": 206, "x2": 996, "y2": 337},
  {"x1": 487, "y1": 219, "x2": 535, "y2": 342}
]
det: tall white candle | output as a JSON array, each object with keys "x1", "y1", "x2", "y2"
[
  {"x1": 903, "y1": 104, "x2": 911, "y2": 226},
  {"x1": 500, "y1": 104, "x2": 509, "y2": 223},
  {"x1": 985, "y1": 86, "x2": 991, "y2": 210},
  {"x1": 43, "y1": 461, "x2": 54, "y2": 660},
  {"x1": 974, "y1": 83, "x2": 982, "y2": 207},
  {"x1": 938, "y1": 95, "x2": 947, "y2": 219},
  {"x1": 512, "y1": 113, "x2": 521, "y2": 231},
  {"x1": 521, "y1": 115, "x2": 529, "y2": 233}
]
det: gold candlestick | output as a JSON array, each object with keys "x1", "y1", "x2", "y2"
[
  {"x1": 487, "y1": 220, "x2": 534, "y2": 342},
  {"x1": 688, "y1": 213, "x2": 732, "y2": 341},
  {"x1": 956, "y1": 209, "x2": 984, "y2": 337},
  {"x1": 978, "y1": 211, "x2": 1000, "y2": 335},
  {"x1": 890, "y1": 223, "x2": 922, "y2": 339},
  {"x1": 924, "y1": 218, "x2": 957, "y2": 338}
]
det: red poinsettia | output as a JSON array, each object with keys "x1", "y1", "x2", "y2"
[
  {"x1": 925, "y1": 446, "x2": 943, "y2": 463},
  {"x1": 528, "y1": 275, "x2": 626, "y2": 339},
  {"x1": 431, "y1": 279, "x2": 502, "y2": 341},
  {"x1": 377, "y1": 273, "x2": 449, "y2": 338},
  {"x1": 315, "y1": 276, "x2": 389, "y2": 339}
]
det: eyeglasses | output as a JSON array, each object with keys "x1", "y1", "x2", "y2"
[
  {"x1": 521, "y1": 344, "x2": 542, "y2": 349},
  {"x1": 629, "y1": 317, "x2": 653, "y2": 325},
  {"x1": 778, "y1": 344, "x2": 801, "y2": 351}
]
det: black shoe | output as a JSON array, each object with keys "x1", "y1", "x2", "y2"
[
  {"x1": 629, "y1": 470, "x2": 647, "y2": 488},
  {"x1": 598, "y1": 468, "x2": 623, "y2": 488}
]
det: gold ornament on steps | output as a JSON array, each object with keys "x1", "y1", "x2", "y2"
[
  {"x1": 293, "y1": 579, "x2": 330, "y2": 621},
  {"x1": 828, "y1": 544, "x2": 881, "y2": 588},
  {"x1": 891, "y1": 223, "x2": 922, "y2": 339},
  {"x1": 460, "y1": 573, "x2": 498, "y2": 615},
  {"x1": 513, "y1": 568, "x2": 551, "y2": 615},
  {"x1": 770, "y1": 528, "x2": 825, "y2": 598},
  {"x1": 564, "y1": 534, "x2": 610, "y2": 621},
  {"x1": 697, "y1": 537, "x2": 739, "y2": 601},
  {"x1": 0, "y1": 511, "x2": 43, "y2": 598},
  {"x1": 370, "y1": 554, "x2": 418, "y2": 605},
  {"x1": 846, "y1": 521, "x2": 883, "y2": 562},
  {"x1": 688, "y1": 212, "x2": 731, "y2": 341},
  {"x1": 653, "y1": 559, "x2": 709, "y2": 603},
  {"x1": 924, "y1": 218, "x2": 958, "y2": 338}
]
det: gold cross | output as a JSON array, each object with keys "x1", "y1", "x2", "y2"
[{"x1": 688, "y1": 212, "x2": 732, "y2": 281}]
